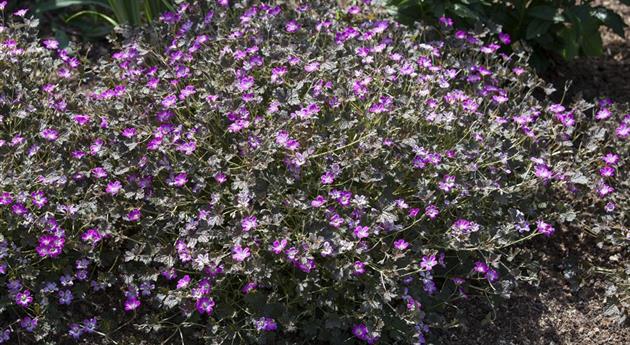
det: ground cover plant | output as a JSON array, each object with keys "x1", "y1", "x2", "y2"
[{"x1": 0, "y1": 0, "x2": 627, "y2": 344}]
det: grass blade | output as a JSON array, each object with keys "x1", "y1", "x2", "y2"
[{"x1": 65, "y1": 9, "x2": 118, "y2": 27}]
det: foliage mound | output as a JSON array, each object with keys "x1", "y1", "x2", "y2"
[{"x1": 0, "y1": 1, "x2": 627, "y2": 343}]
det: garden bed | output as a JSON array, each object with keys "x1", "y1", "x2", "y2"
[{"x1": 0, "y1": 1, "x2": 627, "y2": 344}]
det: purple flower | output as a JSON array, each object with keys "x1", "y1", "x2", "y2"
[
  {"x1": 121, "y1": 127, "x2": 137, "y2": 138},
  {"x1": 176, "y1": 140, "x2": 197, "y2": 155},
  {"x1": 336, "y1": 190, "x2": 352, "y2": 207},
  {"x1": 232, "y1": 245, "x2": 251, "y2": 262},
  {"x1": 161, "y1": 268, "x2": 177, "y2": 280},
  {"x1": 423, "y1": 279, "x2": 437, "y2": 294},
  {"x1": 498, "y1": 32, "x2": 511, "y2": 45},
  {"x1": 548, "y1": 104, "x2": 566, "y2": 113},
  {"x1": 177, "y1": 275, "x2": 191, "y2": 289},
  {"x1": 321, "y1": 171, "x2": 335, "y2": 185},
  {"x1": 179, "y1": 85, "x2": 196, "y2": 99},
  {"x1": 485, "y1": 269, "x2": 499, "y2": 282},
  {"x1": 311, "y1": 195, "x2": 327, "y2": 208},
  {"x1": 271, "y1": 239, "x2": 287, "y2": 254},
  {"x1": 602, "y1": 153, "x2": 619, "y2": 165},
  {"x1": 106, "y1": 180, "x2": 122, "y2": 195},
  {"x1": 617, "y1": 123, "x2": 629, "y2": 138},
  {"x1": 304, "y1": 62, "x2": 320, "y2": 72},
  {"x1": 195, "y1": 297, "x2": 215, "y2": 314},
  {"x1": 30, "y1": 191, "x2": 48, "y2": 208},
  {"x1": 597, "y1": 183, "x2": 614, "y2": 197},
  {"x1": 353, "y1": 225, "x2": 370, "y2": 239},
  {"x1": 241, "y1": 216, "x2": 257, "y2": 232},
  {"x1": 473, "y1": 261, "x2": 489, "y2": 273},
  {"x1": 352, "y1": 324, "x2": 369, "y2": 340},
  {"x1": 238, "y1": 75, "x2": 255, "y2": 91},
  {"x1": 393, "y1": 239, "x2": 409, "y2": 251},
  {"x1": 353, "y1": 261, "x2": 366, "y2": 275},
  {"x1": 58, "y1": 290, "x2": 73, "y2": 305},
  {"x1": 536, "y1": 220, "x2": 555, "y2": 237},
  {"x1": 68, "y1": 323, "x2": 83, "y2": 339},
  {"x1": 161, "y1": 94, "x2": 177, "y2": 108},
  {"x1": 438, "y1": 175, "x2": 456, "y2": 192},
  {"x1": 36, "y1": 235, "x2": 65, "y2": 258},
  {"x1": 0, "y1": 328, "x2": 10, "y2": 343},
  {"x1": 254, "y1": 317, "x2": 278, "y2": 331},
  {"x1": 214, "y1": 172, "x2": 227, "y2": 184},
  {"x1": 20, "y1": 317, "x2": 37, "y2": 332},
  {"x1": 81, "y1": 229, "x2": 103, "y2": 245},
  {"x1": 452, "y1": 277, "x2": 466, "y2": 285},
  {"x1": 424, "y1": 205, "x2": 439, "y2": 219},
  {"x1": 126, "y1": 208, "x2": 142, "y2": 222},
  {"x1": 534, "y1": 164, "x2": 553, "y2": 180},
  {"x1": 439, "y1": 15, "x2": 453, "y2": 26},
  {"x1": 15, "y1": 290, "x2": 33, "y2": 307},
  {"x1": 242, "y1": 282, "x2": 257, "y2": 294},
  {"x1": 73, "y1": 114, "x2": 91, "y2": 126},
  {"x1": 11, "y1": 203, "x2": 28, "y2": 216},
  {"x1": 600, "y1": 166, "x2": 615, "y2": 177},
  {"x1": 0, "y1": 192, "x2": 13, "y2": 205},
  {"x1": 595, "y1": 108, "x2": 611, "y2": 120},
  {"x1": 14, "y1": 8, "x2": 28, "y2": 17},
  {"x1": 124, "y1": 296, "x2": 140, "y2": 311},
  {"x1": 451, "y1": 219, "x2": 479, "y2": 237},
  {"x1": 285, "y1": 20, "x2": 301, "y2": 33},
  {"x1": 82, "y1": 318, "x2": 97, "y2": 334},
  {"x1": 171, "y1": 172, "x2": 188, "y2": 187},
  {"x1": 352, "y1": 324, "x2": 377, "y2": 344},
  {"x1": 41, "y1": 128, "x2": 59, "y2": 141},
  {"x1": 347, "y1": 5, "x2": 361, "y2": 15},
  {"x1": 271, "y1": 66, "x2": 287, "y2": 83},
  {"x1": 420, "y1": 255, "x2": 438, "y2": 271},
  {"x1": 91, "y1": 167, "x2": 108, "y2": 179}
]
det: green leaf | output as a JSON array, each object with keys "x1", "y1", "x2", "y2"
[
  {"x1": 527, "y1": 5, "x2": 557, "y2": 21},
  {"x1": 65, "y1": 10, "x2": 118, "y2": 27},
  {"x1": 591, "y1": 8, "x2": 627, "y2": 37},
  {"x1": 53, "y1": 27, "x2": 70, "y2": 48},
  {"x1": 70, "y1": 22, "x2": 113, "y2": 37},
  {"x1": 144, "y1": 0, "x2": 174, "y2": 23},
  {"x1": 558, "y1": 27, "x2": 579, "y2": 60},
  {"x1": 108, "y1": 0, "x2": 141, "y2": 25},
  {"x1": 35, "y1": 0, "x2": 110, "y2": 13},
  {"x1": 581, "y1": 29, "x2": 603, "y2": 56},
  {"x1": 451, "y1": 3, "x2": 479, "y2": 20},
  {"x1": 525, "y1": 19, "x2": 552, "y2": 39}
]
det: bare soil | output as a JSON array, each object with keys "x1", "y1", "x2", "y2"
[
  {"x1": 546, "y1": 0, "x2": 630, "y2": 104},
  {"x1": 434, "y1": 228, "x2": 629, "y2": 345}
]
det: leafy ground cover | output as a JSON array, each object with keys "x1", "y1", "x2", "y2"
[{"x1": 0, "y1": 0, "x2": 627, "y2": 344}]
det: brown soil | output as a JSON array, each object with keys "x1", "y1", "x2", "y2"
[
  {"x1": 545, "y1": 0, "x2": 630, "y2": 104},
  {"x1": 434, "y1": 227, "x2": 629, "y2": 345}
]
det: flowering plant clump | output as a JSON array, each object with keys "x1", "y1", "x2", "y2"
[{"x1": 0, "y1": 0, "x2": 627, "y2": 344}]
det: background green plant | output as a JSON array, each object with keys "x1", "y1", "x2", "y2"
[
  {"x1": 388, "y1": 0, "x2": 629, "y2": 70},
  {"x1": 6, "y1": 0, "x2": 174, "y2": 45}
]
